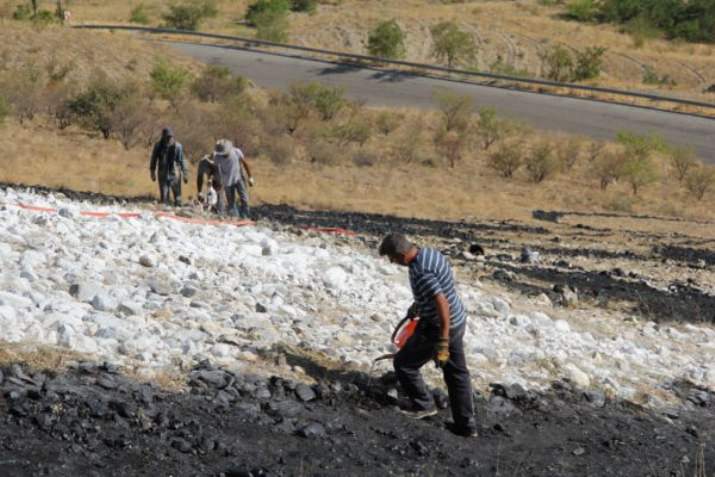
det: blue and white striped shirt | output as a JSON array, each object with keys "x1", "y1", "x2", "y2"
[{"x1": 408, "y1": 248, "x2": 466, "y2": 331}]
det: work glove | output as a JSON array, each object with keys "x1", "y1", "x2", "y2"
[
  {"x1": 434, "y1": 337, "x2": 450, "y2": 368},
  {"x1": 150, "y1": 172, "x2": 156, "y2": 182},
  {"x1": 248, "y1": 177, "x2": 255, "y2": 187}
]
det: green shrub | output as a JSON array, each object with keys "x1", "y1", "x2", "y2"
[
  {"x1": 254, "y1": 6, "x2": 290, "y2": 42},
  {"x1": 65, "y1": 77, "x2": 137, "y2": 139},
  {"x1": 565, "y1": 0, "x2": 598, "y2": 22},
  {"x1": 685, "y1": 165, "x2": 715, "y2": 201},
  {"x1": 246, "y1": 0, "x2": 291, "y2": 26},
  {"x1": 130, "y1": 3, "x2": 150, "y2": 24},
  {"x1": 289, "y1": 82, "x2": 346, "y2": 120},
  {"x1": 430, "y1": 21, "x2": 477, "y2": 68},
  {"x1": 192, "y1": 65, "x2": 248, "y2": 102},
  {"x1": 573, "y1": 46, "x2": 606, "y2": 81},
  {"x1": 616, "y1": 131, "x2": 669, "y2": 159},
  {"x1": 367, "y1": 19, "x2": 407, "y2": 60},
  {"x1": 150, "y1": 59, "x2": 191, "y2": 101},
  {"x1": 621, "y1": 156, "x2": 658, "y2": 195},
  {"x1": 291, "y1": 0, "x2": 317, "y2": 13},
  {"x1": 488, "y1": 141, "x2": 523, "y2": 178},
  {"x1": 162, "y1": 2, "x2": 216, "y2": 30},
  {"x1": 488, "y1": 57, "x2": 531, "y2": 78}
]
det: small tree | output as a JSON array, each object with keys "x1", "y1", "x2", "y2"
[
  {"x1": 685, "y1": 165, "x2": 715, "y2": 201},
  {"x1": 367, "y1": 19, "x2": 406, "y2": 60},
  {"x1": 435, "y1": 128, "x2": 469, "y2": 168},
  {"x1": 476, "y1": 107, "x2": 511, "y2": 150},
  {"x1": 588, "y1": 139, "x2": 605, "y2": 162},
  {"x1": 434, "y1": 89, "x2": 473, "y2": 132},
  {"x1": 565, "y1": 0, "x2": 598, "y2": 22},
  {"x1": 430, "y1": 21, "x2": 477, "y2": 68},
  {"x1": 525, "y1": 142, "x2": 559, "y2": 183},
  {"x1": 291, "y1": 0, "x2": 317, "y2": 13},
  {"x1": 621, "y1": 156, "x2": 658, "y2": 195},
  {"x1": 150, "y1": 59, "x2": 191, "y2": 102},
  {"x1": 66, "y1": 76, "x2": 134, "y2": 139},
  {"x1": 0, "y1": 63, "x2": 44, "y2": 124},
  {"x1": 109, "y1": 88, "x2": 152, "y2": 149},
  {"x1": 573, "y1": 46, "x2": 606, "y2": 81},
  {"x1": 489, "y1": 141, "x2": 523, "y2": 178},
  {"x1": 670, "y1": 146, "x2": 697, "y2": 183}
]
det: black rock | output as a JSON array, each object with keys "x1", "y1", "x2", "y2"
[
  {"x1": 583, "y1": 390, "x2": 606, "y2": 408},
  {"x1": 192, "y1": 370, "x2": 228, "y2": 389},
  {"x1": 0, "y1": 369, "x2": 3, "y2": 385},
  {"x1": 255, "y1": 303, "x2": 268, "y2": 313},
  {"x1": 410, "y1": 440, "x2": 429, "y2": 457},
  {"x1": 688, "y1": 390, "x2": 710, "y2": 406},
  {"x1": 97, "y1": 376, "x2": 118, "y2": 390},
  {"x1": 295, "y1": 383, "x2": 317, "y2": 402},
  {"x1": 297, "y1": 422, "x2": 326, "y2": 438},
  {"x1": 254, "y1": 387, "x2": 272, "y2": 400},
  {"x1": 468, "y1": 244, "x2": 485, "y2": 256},
  {"x1": 267, "y1": 400, "x2": 303, "y2": 419},
  {"x1": 109, "y1": 400, "x2": 136, "y2": 419},
  {"x1": 171, "y1": 438, "x2": 193, "y2": 453},
  {"x1": 178, "y1": 255, "x2": 191, "y2": 265}
]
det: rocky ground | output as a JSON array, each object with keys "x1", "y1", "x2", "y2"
[{"x1": 1, "y1": 184, "x2": 714, "y2": 475}]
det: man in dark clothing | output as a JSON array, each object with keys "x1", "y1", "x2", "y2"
[
  {"x1": 379, "y1": 232, "x2": 477, "y2": 437},
  {"x1": 149, "y1": 128, "x2": 188, "y2": 206}
]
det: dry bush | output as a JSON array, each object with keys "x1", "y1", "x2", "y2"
[
  {"x1": 374, "y1": 110, "x2": 403, "y2": 136},
  {"x1": 670, "y1": 146, "x2": 698, "y2": 182},
  {"x1": 306, "y1": 138, "x2": 342, "y2": 165},
  {"x1": 525, "y1": 142, "x2": 559, "y2": 183},
  {"x1": 110, "y1": 90, "x2": 155, "y2": 150},
  {"x1": 590, "y1": 149, "x2": 624, "y2": 190},
  {"x1": 685, "y1": 165, "x2": 715, "y2": 201},
  {"x1": 329, "y1": 116, "x2": 372, "y2": 147},
  {"x1": 434, "y1": 128, "x2": 469, "y2": 168},
  {"x1": 261, "y1": 135, "x2": 294, "y2": 165},
  {"x1": 0, "y1": 63, "x2": 45, "y2": 123},
  {"x1": 587, "y1": 139, "x2": 606, "y2": 162},
  {"x1": 557, "y1": 137, "x2": 582, "y2": 170},
  {"x1": 488, "y1": 140, "x2": 524, "y2": 178},
  {"x1": 192, "y1": 65, "x2": 247, "y2": 103},
  {"x1": 391, "y1": 123, "x2": 423, "y2": 164},
  {"x1": 434, "y1": 89, "x2": 473, "y2": 132},
  {"x1": 475, "y1": 107, "x2": 515, "y2": 151}
]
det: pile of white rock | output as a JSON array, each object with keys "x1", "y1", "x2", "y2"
[{"x1": 1, "y1": 187, "x2": 714, "y2": 406}]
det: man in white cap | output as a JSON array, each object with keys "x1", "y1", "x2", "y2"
[{"x1": 212, "y1": 139, "x2": 254, "y2": 218}]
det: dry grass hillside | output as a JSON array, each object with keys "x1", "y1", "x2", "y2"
[
  {"x1": 0, "y1": 19, "x2": 198, "y2": 85},
  {"x1": 0, "y1": 19, "x2": 713, "y2": 229},
  {"x1": 33, "y1": 0, "x2": 715, "y2": 101}
]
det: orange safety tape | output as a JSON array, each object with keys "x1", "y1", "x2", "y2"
[
  {"x1": 16, "y1": 203, "x2": 254, "y2": 228},
  {"x1": 302, "y1": 226, "x2": 357, "y2": 237}
]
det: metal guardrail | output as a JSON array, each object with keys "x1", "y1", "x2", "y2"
[{"x1": 74, "y1": 24, "x2": 715, "y2": 111}]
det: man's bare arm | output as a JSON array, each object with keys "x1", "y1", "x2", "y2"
[{"x1": 434, "y1": 293, "x2": 450, "y2": 341}]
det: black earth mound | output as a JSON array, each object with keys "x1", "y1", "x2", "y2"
[{"x1": 0, "y1": 358, "x2": 713, "y2": 477}]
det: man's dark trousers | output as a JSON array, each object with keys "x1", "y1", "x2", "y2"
[
  {"x1": 159, "y1": 177, "x2": 182, "y2": 206},
  {"x1": 394, "y1": 322, "x2": 475, "y2": 429}
]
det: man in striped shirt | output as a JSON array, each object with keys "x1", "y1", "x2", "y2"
[{"x1": 379, "y1": 233, "x2": 476, "y2": 437}]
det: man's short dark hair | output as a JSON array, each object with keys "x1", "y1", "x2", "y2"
[{"x1": 379, "y1": 233, "x2": 413, "y2": 256}]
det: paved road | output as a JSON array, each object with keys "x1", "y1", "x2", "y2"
[{"x1": 170, "y1": 41, "x2": 714, "y2": 162}]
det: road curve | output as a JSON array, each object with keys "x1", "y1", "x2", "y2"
[{"x1": 170, "y1": 41, "x2": 714, "y2": 162}]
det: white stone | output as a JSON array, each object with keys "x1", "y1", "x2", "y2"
[
  {"x1": 554, "y1": 320, "x2": 571, "y2": 333},
  {"x1": 563, "y1": 363, "x2": 590, "y2": 388}
]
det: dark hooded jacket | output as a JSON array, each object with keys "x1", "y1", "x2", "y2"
[{"x1": 150, "y1": 138, "x2": 187, "y2": 182}]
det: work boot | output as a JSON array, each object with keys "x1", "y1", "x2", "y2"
[
  {"x1": 398, "y1": 402, "x2": 438, "y2": 420},
  {"x1": 446, "y1": 421, "x2": 478, "y2": 438}
]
